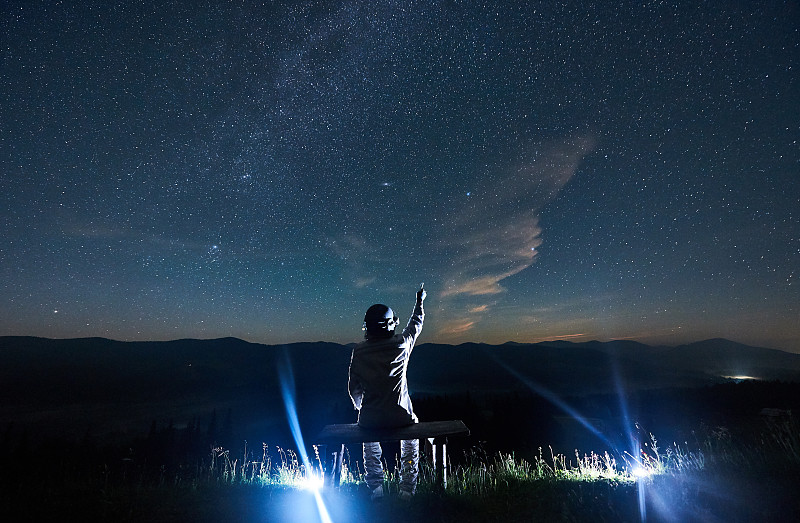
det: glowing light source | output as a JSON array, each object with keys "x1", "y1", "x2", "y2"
[
  {"x1": 298, "y1": 471, "x2": 326, "y2": 492},
  {"x1": 631, "y1": 465, "x2": 654, "y2": 479},
  {"x1": 278, "y1": 349, "x2": 333, "y2": 523}
]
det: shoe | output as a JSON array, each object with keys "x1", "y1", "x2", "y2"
[
  {"x1": 398, "y1": 489, "x2": 414, "y2": 500},
  {"x1": 370, "y1": 485, "x2": 384, "y2": 501}
]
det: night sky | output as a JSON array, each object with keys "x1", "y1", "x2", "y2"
[{"x1": 1, "y1": 1, "x2": 798, "y2": 351}]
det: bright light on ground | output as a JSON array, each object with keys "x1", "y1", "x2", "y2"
[
  {"x1": 299, "y1": 472, "x2": 325, "y2": 492},
  {"x1": 631, "y1": 466, "x2": 654, "y2": 479}
]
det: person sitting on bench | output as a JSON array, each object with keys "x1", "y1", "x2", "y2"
[{"x1": 348, "y1": 284, "x2": 426, "y2": 499}]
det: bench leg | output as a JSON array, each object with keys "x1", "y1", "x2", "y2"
[
  {"x1": 428, "y1": 437, "x2": 448, "y2": 491},
  {"x1": 330, "y1": 443, "x2": 345, "y2": 488}
]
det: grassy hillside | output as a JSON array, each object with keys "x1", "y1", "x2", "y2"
[{"x1": 2, "y1": 414, "x2": 798, "y2": 522}]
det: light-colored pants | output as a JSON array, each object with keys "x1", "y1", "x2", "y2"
[{"x1": 363, "y1": 439, "x2": 419, "y2": 493}]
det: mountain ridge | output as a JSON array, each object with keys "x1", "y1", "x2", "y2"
[
  {"x1": 3, "y1": 335, "x2": 798, "y2": 399},
  {"x1": 2, "y1": 335, "x2": 799, "y2": 444}
]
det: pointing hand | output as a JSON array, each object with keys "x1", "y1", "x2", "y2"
[{"x1": 417, "y1": 283, "x2": 426, "y2": 303}]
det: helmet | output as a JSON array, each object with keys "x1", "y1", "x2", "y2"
[{"x1": 363, "y1": 304, "x2": 398, "y2": 336}]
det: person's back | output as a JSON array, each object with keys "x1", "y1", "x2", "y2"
[
  {"x1": 348, "y1": 285, "x2": 426, "y2": 498},
  {"x1": 349, "y1": 300, "x2": 423, "y2": 428}
]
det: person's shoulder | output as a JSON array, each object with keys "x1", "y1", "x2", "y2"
[
  {"x1": 356, "y1": 335, "x2": 401, "y2": 350},
  {"x1": 354, "y1": 338, "x2": 385, "y2": 350}
]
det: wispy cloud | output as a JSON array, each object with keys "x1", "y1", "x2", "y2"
[
  {"x1": 528, "y1": 333, "x2": 589, "y2": 342},
  {"x1": 435, "y1": 135, "x2": 597, "y2": 336},
  {"x1": 327, "y1": 234, "x2": 384, "y2": 289},
  {"x1": 468, "y1": 304, "x2": 489, "y2": 313},
  {"x1": 439, "y1": 320, "x2": 476, "y2": 336},
  {"x1": 441, "y1": 216, "x2": 541, "y2": 297},
  {"x1": 354, "y1": 276, "x2": 376, "y2": 288}
]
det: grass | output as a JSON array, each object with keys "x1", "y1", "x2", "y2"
[{"x1": 2, "y1": 418, "x2": 799, "y2": 522}]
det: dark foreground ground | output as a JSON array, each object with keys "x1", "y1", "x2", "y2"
[
  {"x1": 4, "y1": 466, "x2": 800, "y2": 523},
  {"x1": 4, "y1": 381, "x2": 800, "y2": 521}
]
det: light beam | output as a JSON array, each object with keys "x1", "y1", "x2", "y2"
[{"x1": 279, "y1": 349, "x2": 333, "y2": 523}]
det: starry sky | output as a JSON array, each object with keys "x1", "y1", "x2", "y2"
[{"x1": 1, "y1": 1, "x2": 798, "y2": 351}]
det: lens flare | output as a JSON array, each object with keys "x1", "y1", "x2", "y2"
[
  {"x1": 609, "y1": 355, "x2": 647, "y2": 522},
  {"x1": 495, "y1": 348, "x2": 658, "y2": 522},
  {"x1": 491, "y1": 355, "x2": 613, "y2": 447},
  {"x1": 279, "y1": 349, "x2": 333, "y2": 523}
]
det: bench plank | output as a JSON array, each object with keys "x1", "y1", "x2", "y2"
[{"x1": 316, "y1": 420, "x2": 469, "y2": 444}]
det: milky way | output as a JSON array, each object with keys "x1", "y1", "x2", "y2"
[{"x1": 1, "y1": 1, "x2": 798, "y2": 351}]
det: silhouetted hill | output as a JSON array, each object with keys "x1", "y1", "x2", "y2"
[
  {"x1": 0, "y1": 336, "x2": 352, "y2": 443},
  {"x1": 3, "y1": 336, "x2": 799, "y2": 403},
  {"x1": 410, "y1": 340, "x2": 700, "y2": 395},
  {"x1": 2, "y1": 336, "x2": 799, "y2": 445},
  {"x1": 654, "y1": 338, "x2": 800, "y2": 380},
  {"x1": 0, "y1": 336, "x2": 351, "y2": 403}
]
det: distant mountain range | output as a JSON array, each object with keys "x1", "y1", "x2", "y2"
[
  {"x1": 409, "y1": 338, "x2": 800, "y2": 395},
  {"x1": 2, "y1": 336, "x2": 799, "y2": 441}
]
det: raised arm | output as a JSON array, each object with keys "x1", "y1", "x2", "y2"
[{"x1": 401, "y1": 284, "x2": 426, "y2": 344}]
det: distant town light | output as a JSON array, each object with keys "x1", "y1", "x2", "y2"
[{"x1": 722, "y1": 375, "x2": 759, "y2": 381}]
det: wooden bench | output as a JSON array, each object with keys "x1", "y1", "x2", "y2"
[{"x1": 315, "y1": 420, "x2": 470, "y2": 490}]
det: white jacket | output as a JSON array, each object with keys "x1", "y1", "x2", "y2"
[{"x1": 348, "y1": 299, "x2": 424, "y2": 428}]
